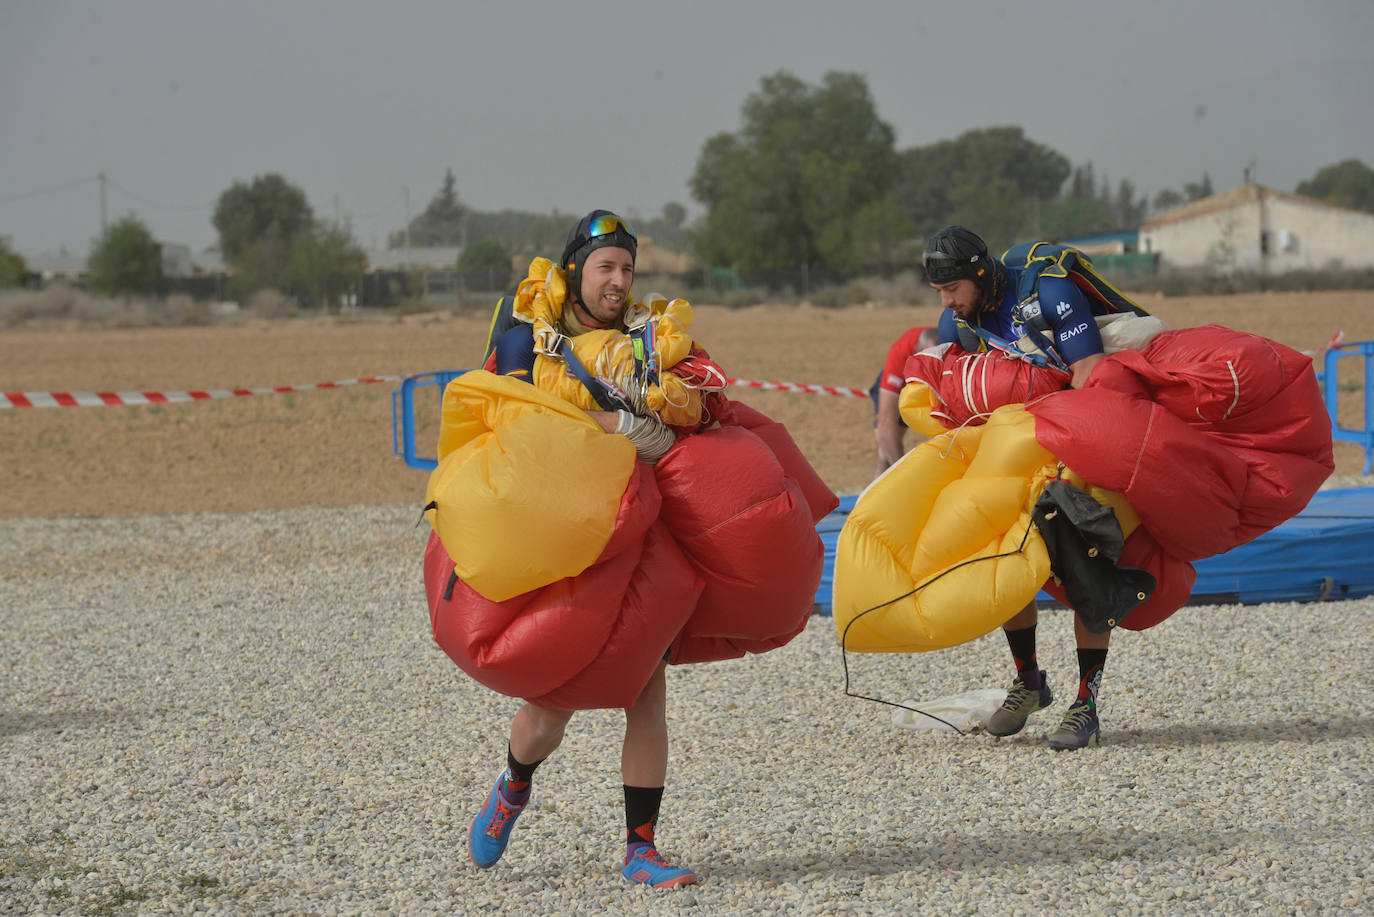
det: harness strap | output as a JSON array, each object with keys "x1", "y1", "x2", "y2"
[
  {"x1": 957, "y1": 319, "x2": 1070, "y2": 372},
  {"x1": 548, "y1": 334, "x2": 631, "y2": 412},
  {"x1": 628, "y1": 319, "x2": 660, "y2": 390},
  {"x1": 1017, "y1": 322, "x2": 1070, "y2": 371}
]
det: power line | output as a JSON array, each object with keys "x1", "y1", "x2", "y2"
[
  {"x1": 0, "y1": 176, "x2": 99, "y2": 204},
  {"x1": 0, "y1": 174, "x2": 215, "y2": 213},
  {"x1": 103, "y1": 176, "x2": 215, "y2": 213}
]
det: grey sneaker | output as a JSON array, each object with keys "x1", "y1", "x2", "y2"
[
  {"x1": 986, "y1": 671, "x2": 1053, "y2": 736},
  {"x1": 1048, "y1": 698, "x2": 1101, "y2": 750}
]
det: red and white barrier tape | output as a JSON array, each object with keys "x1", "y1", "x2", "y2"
[
  {"x1": 1302, "y1": 330, "x2": 1344, "y2": 356},
  {"x1": 2, "y1": 375, "x2": 402, "y2": 409},
  {"x1": 1, "y1": 373, "x2": 870, "y2": 408},
  {"x1": 11, "y1": 331, "x2": 1344, "y2": 408},
  {"x1": 725, "y1": 377, "x2": 869, "y2": 398}
]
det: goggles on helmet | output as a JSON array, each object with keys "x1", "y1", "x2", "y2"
[
  {"x1": 586, "y1": 213, "x2": 635, "y2": 242},
  {"x1": 922, "y1": 249, "x2": 980, "y2": 285},
  {"x1": 562, "y1": 212, "x2": 637, "y2": 270}
]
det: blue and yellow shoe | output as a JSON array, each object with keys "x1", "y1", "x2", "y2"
[
  {"x1": 622, "y1": 847, "x2": 698, "y2": 888},
  {"x1": 468, "y1": 770, "x2": 527, "y2": 868},
  {"x1": 1048, "y1": 697, "x2": 1101, "y2": 750}
]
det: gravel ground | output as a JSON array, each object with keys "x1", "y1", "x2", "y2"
[{"x1": 2, "y1": 504, "x2": 1371, "y2": 915}]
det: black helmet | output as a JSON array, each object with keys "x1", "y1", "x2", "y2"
[
  {"x1": 560, "y1": 210, "x2": 637, "y2": 304},
  {"x1": 922, "y1": 225, "x2": 996, "y2": 302}
]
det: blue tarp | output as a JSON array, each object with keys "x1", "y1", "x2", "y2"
[{"x1": 813, "y1": 488, "x2": 1374, "y2": 614}]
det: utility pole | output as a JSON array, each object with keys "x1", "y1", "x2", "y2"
[
  {"x1": 99, "y1": 172, "x2": 107, "y2": 240},
  {"x1": 403, "y1": 186, "x2": 411, "y2": 257}
]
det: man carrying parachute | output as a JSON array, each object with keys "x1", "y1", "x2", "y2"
[
  {"x1": 422, "y1": 210, "x2": 836, "y2": 886},
  {"x1": 833, "y1": 226, "x2": 1332, "y2": 749}
]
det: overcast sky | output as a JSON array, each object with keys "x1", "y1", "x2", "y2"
[{"x1": 3, "y1": 0, "x2": 1371, "y2": 258}]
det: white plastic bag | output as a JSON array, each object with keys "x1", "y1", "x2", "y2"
[{"x1": 890, "y1": 687, "x2": 1007, "y2": 733}]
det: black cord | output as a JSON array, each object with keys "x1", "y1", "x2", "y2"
[{"x1": 838, "y1": 516, "x2": 1039, "y2": 735}]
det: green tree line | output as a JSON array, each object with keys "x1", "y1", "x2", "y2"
[
  {"x1": 211, "y1": 173, "x2": 364, "y2": 308},
  {"x1": 389, "y1": 71, "x2": 1373, "y2": 288},
  {"x1": 17, "y1": 70, "x2": 1372, "y2": 302}
]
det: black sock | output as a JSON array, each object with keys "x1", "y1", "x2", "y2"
[
  {"x1": 505, "y1": 744, "x2": 544, "y2": 793},
  {"x1": 1004, "y1": 625, "x2": 1039, "y2": 680},
  {"x1": 624, "y1": 785, "x2": 664, "y2": 850},
  {"x1": 1076, "y1": 648, "x2": 1108, "y2": 703}
]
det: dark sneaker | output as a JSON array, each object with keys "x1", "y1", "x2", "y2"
[
  {"x1": 1048, "y1": 698, "x2": 1101, "y2": 750},
  {"x1": 468, "y1": 770, "x2": 527, "y2": 868},
  {"x1": 986, "y1": 671, "x2": 1053, "y2": 736},
  {"x1": 622, "y1": 847, "x2": 699, "y2": 888}
]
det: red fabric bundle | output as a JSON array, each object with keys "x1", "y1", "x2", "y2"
[{"x1": 424, "y1": 403, "x2": 837, "y2": 708}]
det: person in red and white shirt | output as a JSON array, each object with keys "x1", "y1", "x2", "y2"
[{"x1": 872, "y1": 324, "x2": 938, "y2": 476}]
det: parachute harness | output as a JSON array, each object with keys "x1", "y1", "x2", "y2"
[{"x1": 957, "y1": 317, "x2": 1071, "y2": 373}]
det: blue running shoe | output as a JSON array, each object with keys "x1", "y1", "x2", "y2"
[
  {"x1": 622, "y1": 847, "x2": 698, "y2": 888},
  {"x1": 468, "y1": 770, "x2": 527, "y2": 868}
]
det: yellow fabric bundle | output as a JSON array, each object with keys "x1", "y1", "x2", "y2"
[
  {"x1": 898, "y1": 374, "x2": 955, "y2": 439},
  {"x1": 513, "y1": 258, "x2": 705, "y2": 426},
  {"x1": 424, "y1": 371, "x2": 637, "y2": 602},
  {"x1": 833, "y1": 404, "x2": 1140, "y2": 653}
]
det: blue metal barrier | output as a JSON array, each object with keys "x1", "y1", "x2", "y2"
[
  {"x1": 391, "y1": 370, "x2": 467, "y2": 470},
  {"x1": 1320, "y1": 341, "x2": 1374, "y2": 475}
]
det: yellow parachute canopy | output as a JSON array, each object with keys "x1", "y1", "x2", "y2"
[
  {"x1": 833, "y1": 404, "x2": 1139, "y2": 653},
  {"x1": 424, "y1": 371, "x2": 637, "y2": 602}
]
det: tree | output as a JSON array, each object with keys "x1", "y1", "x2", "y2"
[
  {"x1": 0, "y1": 239, "x2": 28, "y2": 288},
  {"x1": 87, "y1": 214, "x2": 162, "y2": 296},
  {"x1": 661, "y1": 201, "x2": 687, "y2": 231},
  {"x1": 284, "y1": 224, "x2": 366, "y2": 311},
  {"x1": 1147, "y1": 171, "x2": 1215, "y2": 216},
  {"x1": 1113, "y1": 178, "x2": 1147, "y2": 227},
  {"x1": 461, "y1": 209, "x2": 569, "y2": 254},
  {"x1": 893, "y1": 127, "x2": 1071, "y2": 252},
  {"x1": 628, "y1": 203, "x2": 691, "y2": 252},
  {"x1": 212, "y1": 173, "x2": 314, "y2": 291},
  {"x1": 848, "y1": 194, "x2": 915, "y2": 277},
  {"x1": 1184, "y1": 172, "x2": 1214, "y2": 202},
  {"x1": 689, "y1": 71, "x2": 898, "y2": 278},
  {"x1": 1152, "y1": 189, "x2": 1185, "y2": 212},
  {"x1": 1296, "y1": 159, "x2": 1374, "y2": 212},
  {"x1": 1038, "y1": 195, "x2": 1117, "y2": 241},
  {"x1": 458, "y1": 238, "x2": 514, "y2": 288},
  {"x1": 1034, "y1": 163, "x2": 1145, "y2": 240},
  {"x1": 396, "y1": 168, "x2": 468, "y2": 246}
]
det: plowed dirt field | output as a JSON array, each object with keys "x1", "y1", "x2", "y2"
[{"x1": 3, "y1": 290, "x2": 1371, "y2": 518}]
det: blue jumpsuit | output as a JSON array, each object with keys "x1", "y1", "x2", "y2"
[{"x1": 936, "y1": 267, "x2": 1105, "y2": 367}]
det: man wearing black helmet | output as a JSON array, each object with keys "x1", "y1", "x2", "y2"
[
  {"x1": 468, "y1": 210, "x2": 694, "y2": 886},
  {"x1": 924, "y1": 225, "x2": 1111, "y2": 750},
  {"x1": 926, "y1": 225, "x2": 1108, "y2": 391},
  {"x1": 560, "y1": 209, "x2": 640, "y2": 330}
]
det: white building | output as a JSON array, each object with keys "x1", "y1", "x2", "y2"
[
  {"x1": 26, "y1": 249, "x2": 88, "y2": 282},
  {"x1": 364, "y1": 246, "x2": 461, "y2": 271},
  {"x1": 1139, "y1": 184, "x2": 1374, "y2": 272},
  {"x1": 161, "y1": 242, "x2": 193, "y2": 278}
]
